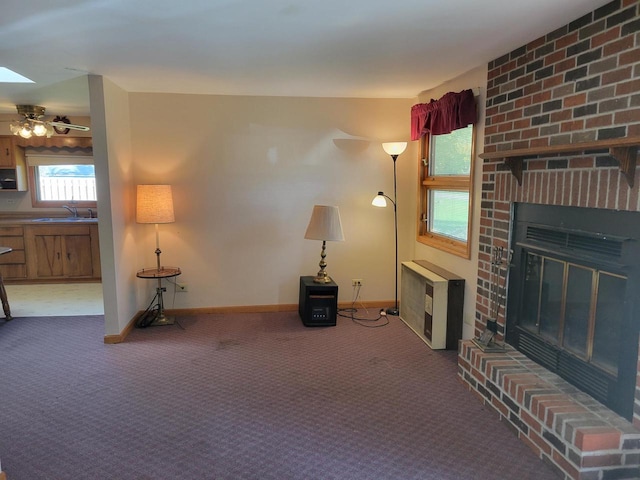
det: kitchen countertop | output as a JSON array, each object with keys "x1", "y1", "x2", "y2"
[{"x1": 0, "y1": 216, "x2": 98, "y2": 225}]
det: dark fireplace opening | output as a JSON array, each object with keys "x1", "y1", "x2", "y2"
[{"x1": 507, "y1": 203, "x2": 640, "y2": 421}]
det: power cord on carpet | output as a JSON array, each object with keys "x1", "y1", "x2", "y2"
[
  {"x1": 337, "y1": 283, "x2": 389, "y2": 327},
  {"x1": 136, "y1": 291, "x2": 161, "y2": 328}
]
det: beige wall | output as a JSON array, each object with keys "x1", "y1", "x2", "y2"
[
  {"x1": 129, "y1": 93, "x2": 415, "y2": 309},
  {"x1": 89, "y1": 75, "x2": 138, "y2": 336},
  {"x1": 1, "y1": 76, "x2": 484, "y2": 333},
  {"x1": 411, "y1": 65, "x2": 488, "y2": 340}
]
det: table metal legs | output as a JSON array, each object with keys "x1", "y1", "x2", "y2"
[
  {"x1": 149, "y1": 277, "x2": 174, "y2": 326},
  {"x1": 0, "y1": 272, "x2": 11, "y2": 321}
]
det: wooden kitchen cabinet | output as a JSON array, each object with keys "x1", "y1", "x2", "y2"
[
  {"x1": 0, "y1": 225, "x2": 27, "y2": 280},
  {"x1": 0, "y1": 137, "x2": 16, "y2": 167},
  {"x1": 0, "y1": 136, "x2": 27, "y2": 191},
  {"x1": 24, "y1": 224, "x2": 101, "y2": 280}
]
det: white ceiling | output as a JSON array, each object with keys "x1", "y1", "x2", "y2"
[{"x1": 0, "y1": 0, "x2": 609, "y2": 116}]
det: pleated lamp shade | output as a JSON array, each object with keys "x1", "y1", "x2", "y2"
[{"x1": 304, "y1": 205, "x2": 344, "y2": 242}]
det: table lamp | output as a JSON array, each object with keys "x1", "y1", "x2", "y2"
[{"x1": 304, "y1": 205, "x2": 345, "y2": 283}]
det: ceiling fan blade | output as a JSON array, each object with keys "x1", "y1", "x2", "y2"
[{"x1": 48, "y1": 121, "x2": 90, "y2": 132}]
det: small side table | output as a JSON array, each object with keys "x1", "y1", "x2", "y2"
[
  {"x1": 298, "y1": 276, "x2": 338, "y2": 327},
  {"x1": 136, "y1": 266, "x2": 181, "y2": 326},
  {"x1": 0, "y1": 246, "x2": 12, "y2": 320}
]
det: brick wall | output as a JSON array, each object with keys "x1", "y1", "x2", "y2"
[
  {"x1": 477, "y1": 0, "x2": 640, "y2": 339},
  {"x1": 483, "y1": 0, "x2": 640, "y2": 156},
  {"x1": 470, "y1": 0, "x2": 640, "y2": 457}
]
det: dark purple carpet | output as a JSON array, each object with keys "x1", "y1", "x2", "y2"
[{"x1": 0, "y1": 312, "x2": 561, "y2": 479}]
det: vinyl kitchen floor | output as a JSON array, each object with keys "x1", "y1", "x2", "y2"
[{"x1": 4, "y1": 283, "x2": 104, "y2": 317}]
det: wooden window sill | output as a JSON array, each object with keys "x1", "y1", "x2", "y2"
[{"x1": 417, "y1": 233, "x2": 470, "y2": 259}]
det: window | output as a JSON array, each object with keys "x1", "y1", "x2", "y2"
[
  {"x1": 27, "y1": 155, "x2": 97, "y2": 208},
  {"x1": 418, "y1": 124, "x2": 474, "y2": 258}
]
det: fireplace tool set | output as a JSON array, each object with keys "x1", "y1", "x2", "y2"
[{"x1": 473, "y1": 246, "x2": 511, "y2": 352}]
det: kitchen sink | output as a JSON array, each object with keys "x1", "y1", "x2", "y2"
[{"x1": 32, "y1": 217, "x2": 98, "y2": 223}]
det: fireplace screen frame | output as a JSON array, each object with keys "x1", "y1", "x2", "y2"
[
  {"x1": 519, "y1": 251, "x2": 626, "y2": 376},
  {"x1": 506, "y1": 203, "x2": 640, "y2": 420}
]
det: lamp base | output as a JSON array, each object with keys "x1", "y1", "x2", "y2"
[
  {"x1": 149, "y1": 312, "x2": 175, "y2": 327},
  {"x1": 313, "y1": 275, "x2": 332, "y2": 284},
  {"x1": 385, "y1": 307, "x2": 399, "y2": 316}
]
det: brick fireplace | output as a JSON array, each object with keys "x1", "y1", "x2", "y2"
[{"x1": 457, "y1": 1, "x2": 640, "y2": 478}]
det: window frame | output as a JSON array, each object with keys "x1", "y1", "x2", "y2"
[
  {"x1": 417, "y1": 125, "x2": 475, "y2": 258},
  {"x1": 27, "y1": 155, "x2": 97, "y2": 209}
]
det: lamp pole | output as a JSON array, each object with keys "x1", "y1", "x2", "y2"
[
  {"x1": 390, "y1": 153, "x2": 399, "y2": 315},
  {"x1": 374, "y1": 142, "x2": 406, "y2": 316},
  {"x1": 373, "y1": 189, "x2": 398, "y2": 315}
]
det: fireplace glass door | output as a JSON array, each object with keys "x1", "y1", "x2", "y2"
[
  {"x1": 508, "y1": 203, "x2": 640, "y2": 420},
  {"x1": 521, "y1": 251, "x2": 626, "y2": 377}
]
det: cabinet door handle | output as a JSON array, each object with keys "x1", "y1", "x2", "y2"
[
  {"x1": 57, "y1": 252, "x2": 60, "y2": 260},
  {"x1": 67, "y1": 253, "x2": 71, "y2": 260},
  {"x1": 4, "y1": 148, "x2": 8, "y2": 156}
]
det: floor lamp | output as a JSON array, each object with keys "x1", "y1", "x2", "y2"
[
  {"x1": 136, "y1": 184, "x2": 177, "y2": 326},
  {"x1": 373, "y1": 142, "x2": 407, "y2": 316}
]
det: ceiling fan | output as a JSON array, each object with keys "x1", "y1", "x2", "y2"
[{"x1": 8, "y1": 105, "x2": 90, "y2": 139}]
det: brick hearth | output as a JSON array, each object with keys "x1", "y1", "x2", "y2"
[{"x1": 458, "y1": 341, "x2": 640, "y2": 479}]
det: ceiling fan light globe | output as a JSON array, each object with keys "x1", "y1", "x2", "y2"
[
  {"x1": 18, "y1": 125, "x2": 32, "y2": 138},
  {"x1": 32, "y1": 123, "x2": 47, "y2": 136}
]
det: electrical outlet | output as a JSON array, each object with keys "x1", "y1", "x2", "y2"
[
  {"x1": 352, "y1": 278, "x2": 363, "y2": 287},
  {"x1": 177, "y1": 283, "x2": 188, "y2": 292}
]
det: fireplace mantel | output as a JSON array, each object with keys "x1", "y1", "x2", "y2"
[{"x1": 479, "y1": 135, "x2": 640, "y2": 188}]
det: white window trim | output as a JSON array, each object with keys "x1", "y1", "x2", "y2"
[{"x1": 27, "y1": 154, "x2": 96, "y2": 208}]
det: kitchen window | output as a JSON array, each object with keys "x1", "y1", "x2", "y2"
[
  {"x1": 27, "y1": 155, "x2": 97, "y2": 208},
  {"x1": 418, "y1": 124, "x2": 474, "y2": 258}
]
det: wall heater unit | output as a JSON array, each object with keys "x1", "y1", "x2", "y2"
[{"x1": 399, "y1": 260, "x2": 464, "y2": 350}]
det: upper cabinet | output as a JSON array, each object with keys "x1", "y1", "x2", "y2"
[
  {"x1": 0, "y1": 136, "x2": 27, "y2": 191},
  {"x1": 0, "y1": 136, "x2": 16, "y2": 167}
]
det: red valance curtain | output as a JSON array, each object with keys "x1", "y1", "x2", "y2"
[{"x1": 411, "y1": 89, "x2": 477, "y2": 141}]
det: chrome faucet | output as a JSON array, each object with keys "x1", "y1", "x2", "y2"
[{"x1": 62, "y1": 205, "x2": 78, "y2": 217}]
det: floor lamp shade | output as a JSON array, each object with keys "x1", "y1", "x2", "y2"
[
  {"x1": 136, "y1": 184, "x2": 175, "y2": 272},
  {"x1": 136, "y1": 185, "x2": 175, "y2": 224},
  {"x1": 372, "y1": 192, "x2": 388, "y2": 207},
  {"x1": 304, "y1": 205, "x2": 345, "y2": 283},
  {"x1": 382, "y1": 142, "x2": 407, "y2": 157}
]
